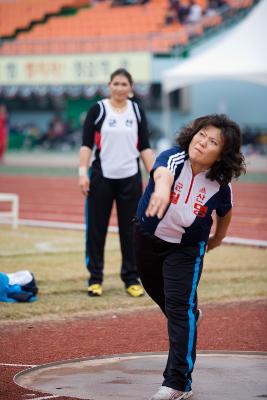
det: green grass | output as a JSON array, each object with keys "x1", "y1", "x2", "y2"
[
  {"x1": 0, "y1": 226, "x2": 266, "y2": 321},
  {"x1": 0, "y1": 165, "x2": 76, "y2": 176},
  {"x1": 0, "y1": 164, "x2": 266, "y2": 182},
  {"x1": 238, "y1": 171, "x2": 267, "y2": 183}
]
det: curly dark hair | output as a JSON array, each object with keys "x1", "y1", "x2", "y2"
[{"x1": 176, "y1": 114, "x2": 246, "y2": 185}]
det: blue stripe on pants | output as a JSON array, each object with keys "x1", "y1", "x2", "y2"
[
  {"x1": 185, "y1": 241, "x2": 205, "y2": 389},
  {"x1": 85, "y1": 196, "x2": 89, "y2": 269},
  {"x1": 85, "y1": 167, "x2": 91, "y2": 270}
]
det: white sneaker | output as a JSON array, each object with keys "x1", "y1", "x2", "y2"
[
  {"x1": 151, "y1": 386, "x2": 193, "y2": 400},
  {"x1": 196, "y1": 308, "x2": 203, "y2": 327}
]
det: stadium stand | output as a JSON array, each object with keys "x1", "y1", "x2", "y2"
[
  {"x1": 0, "y1": 0, "x2": 89, "y2": 39},
  {"x1": 0, "y1": 0, "x2": 262, "y2": 154},
  {"x1": 0, "y1": 0, "x2": 255, "y2": 56}
]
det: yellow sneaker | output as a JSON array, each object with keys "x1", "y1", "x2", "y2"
[
  {"x1": 88, "y1": 284, "x2": 102, "y2": 297},
  {"x1": 126, "y1": 284, "x2": 145, "y2": 298}
]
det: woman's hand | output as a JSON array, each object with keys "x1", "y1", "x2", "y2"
[
  {"x1": 79, "y1": 147, "x2": 92, "y2": 196},
  {"x1": 145, "y1": 191, "x2": 170, "y2": 219},
  {"x1": 207, "y1": 210, "x2": 232, "y2": 252},
  {"x1": 79, "y1": 175, "x2": 90, "y2": 196},
  {"x1": 206, "y1": 235, "x2": 223, "y2": 252},
  {"x1": 145, "y1": 167, "x2": 174, "y2": 219}
]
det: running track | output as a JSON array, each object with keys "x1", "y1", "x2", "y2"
[
  {"x1": 1, "y1": 175, "x2": 267, "y2": 400},
  {"x1": 0, "y1": 175, "x2": 267, "y2": 241},
  {"x1": 1, "y1": 300, "x2": 267, "y2": 400}
]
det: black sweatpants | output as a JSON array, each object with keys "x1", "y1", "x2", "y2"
[
  {"x1": 135, "y1": 225, "x2": 205, "y2": 392},
  {"x1": 85, "y1": 169, "x2": 142, "y2": 288}
]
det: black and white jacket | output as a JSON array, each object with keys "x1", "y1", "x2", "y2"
[{"x1": 82, "y1": 99, "x2": 151, "y2": 179}]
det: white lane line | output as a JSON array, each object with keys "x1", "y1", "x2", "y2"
[
  {"x1": 0, "y1": 364, "x2": 60, "y2": 399},
  {"x1": 24, "y1": 394, "x2": 59, "y2": 400},
  {"x1": 24, "y1": 396, "x2": 60, "y2": 399},
  {"x1": 0, "y1": 363, "x2": 37, "y2": 367},
  {"x1": 17, "y1": 219, "x2": 267, "y2": 247},
  {"x1": 18, "y1": 218, "x2": 118, "y2": 232}
]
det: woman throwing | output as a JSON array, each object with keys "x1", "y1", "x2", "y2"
[
  {"x1": 135, "y1": 114, "x2": 246, "y2": 399},
  {"x1": 79, "y1": 68, "x2": 154, "y2": 297}
]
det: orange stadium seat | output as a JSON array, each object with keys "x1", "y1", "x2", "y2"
[
  {"x1": 202, "y1": 13, "x2": 222, "y2": 28},
  {"x1": 0, "y1": 0, "x2": 247, "y2": 56},
  {"x1": 226, "y1": 0, "x2": 253, "y2": 8},
  {"x1": 0, "y1": 0, "x2": 90, "y2": 38},
  {"x1": 180, "y1": 0, "x2": 208, "y2": 10},
  {"x1": 0, "y1": 0, "x2": 172, "y2": 54}
]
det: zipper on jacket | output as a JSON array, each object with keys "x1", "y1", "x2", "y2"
[{"x1": 185, "y1": 175, "x2": 194, "y2": 204}]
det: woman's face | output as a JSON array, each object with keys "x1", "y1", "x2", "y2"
[
  {"x1": 188, "y1": 125, "x2": 224, "y2": 171},
  {"x1": 109, "y1": 74, "x2": 132, "y2": 102}
]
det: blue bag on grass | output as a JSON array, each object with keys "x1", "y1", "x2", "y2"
[{"x1": 0, "y1": 270, "x2": 38, "y2": 302}]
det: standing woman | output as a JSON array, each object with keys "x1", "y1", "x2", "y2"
[
  {"x1": 0, "y1": 104, "x2": 8, "y2": 163},
  {"x1": 79, "y1": 68, "x2": 154, "y2": 297},
  {"x1": 135, "y1": 114, "x2": 246, "y2": 400}
]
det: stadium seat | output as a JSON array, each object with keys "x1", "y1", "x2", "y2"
[
  {"x1": 0, "y1": 0, "x2": 90, "y2": 38},
  {"x1": 0, "y1": 0, "x2": 253, "y2": 55}
]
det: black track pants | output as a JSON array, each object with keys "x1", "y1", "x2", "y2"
[
  {"x1": 135, "y1": 225, "x2": 205, "y2": 391},
  {"x1": 85, "y1": 170, "x2": 142, "y2": 287}
]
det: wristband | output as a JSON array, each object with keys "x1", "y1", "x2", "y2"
[{"x1": 79, "y1": 167, "x2": 87, "y2": 177}]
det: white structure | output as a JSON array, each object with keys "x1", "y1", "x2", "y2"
[
  {"x1": 161, "y1": 0, "x2": 267, "y2": 137},
  {"x1": 0, "y1": 193, "x2": 19, "y2": 229},
  {"x1": 162, "y1": 0, "x2": 267, "y2": 92}
]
